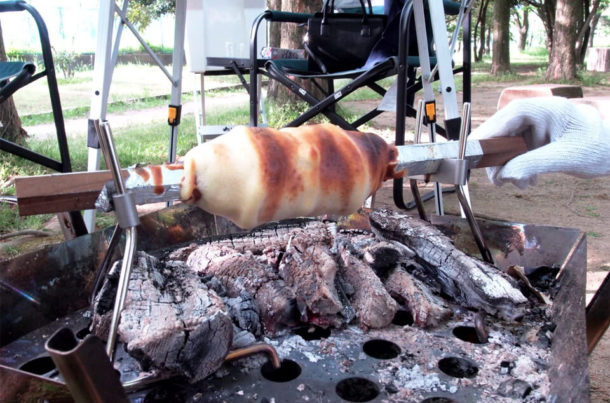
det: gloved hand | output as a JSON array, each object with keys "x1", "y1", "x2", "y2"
[{"x1": 469, "y1": 96, "x2": 610, "y2": 189}]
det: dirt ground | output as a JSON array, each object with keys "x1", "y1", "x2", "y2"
[{"x1": 2, "y1": 78, "x2": 609, "y2": 401}]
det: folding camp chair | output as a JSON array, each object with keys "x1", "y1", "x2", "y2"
[
  {"x1": 247, "y1": 0, "x2": 471, "y2": 133},
  {"x1": 0, "y1": 1, "x2": 87, "y2": 237},
  {"x1": 248, "y1": 0, "x2": 473, "y2": 216}
]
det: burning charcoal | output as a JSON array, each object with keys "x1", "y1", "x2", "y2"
[
  {"x1": 186, "y1": 243, "x2": 298, "y2": 334},
  {"x1": 93, "y1": 252, "x2": 233, "y2": 382},
  {"x1": 255, "y1": 280, "x2": 300, "y2": 333},
  {"x1": 369, "y1": 209, "x2": 528, "y2": 321},
  {"x1": 364, "y1": 241, "x2": 416, "y2": 279},
  {"x1": 225, "y1": 293, "x2": 262, "y2": 335},
  {"x1": 278, "y1": 238, "x2": 343, "y2": 327},
  {"x1": 232, "y1": 328, "x2": 257, "y2": 349},
  {"x1": 166, "y1": 242, "x2": 199, "y2": 261},
  {"x1": 335, "y1": 273, "x2": 358, "y2": 323},
  {"x1": 210, "y1": 221, "x2": 333, "y2": 256},
  {"x1": 497, "y1": 379, "x2": 533, "y2": 399},
  {"x1": 187, "y1": 246, "x2": 276, "y2": 295},
  {"x1": 90, "y1": 259, "x2": 121, "y2": 339},
  {"x1": 383, "y1": 267, "x2": 452, "y2": 328},
  {"x1": 337, "y1": 239, "x2": 398, "y2": 329}
]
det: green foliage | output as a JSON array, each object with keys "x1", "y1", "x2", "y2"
[
  {"x1": 127, "y1": 0, "x2": 175, "y2": 29},
  {"x1": 0, "y1": 202, "x2": 51, "y2": 235},
  {"x1": 118, "y1": 45, "x2": 174, "y2": 54},
  {"x1": 522, "y1": 47, "x2": 549, "y2": 58},
  {"x1": 52, "y1": 48, "x2": 82, "y2": 79}
]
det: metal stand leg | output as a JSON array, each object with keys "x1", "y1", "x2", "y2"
[
  {"x1": 409, "y1": 99, "x2": 428, "y2": 221},
  {"x1": 95, "y1": 120, "x2": 139, "y2": 360},
  {"x1": 453, "y1": 103, "x2": 493, "y2": 264},
  {"x1": 86, "y1": 0, "x2": 187, "y2": 230},
  {"x1": 168, "y1": 0, "x2": 186, "y2": 163}
]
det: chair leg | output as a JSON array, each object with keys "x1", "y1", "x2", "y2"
[
  {"x1": 266, "y1": 63, "x2": 353, "y2": 129},
  {"x1": 267, "y1": 58, "x2": 396, "y2": 129}
]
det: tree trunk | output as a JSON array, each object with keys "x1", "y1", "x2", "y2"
[
  {"x1": 518, "y1": 9, "x2": 529, "y2": 51},
  {"x1": 575, "y1": 0, "x2": 601, "y2": 66},
  {"x1": 0, "y1": 21, "x2": 28, "y2": 144},
  {"x1": 476, "y1": 0, "x2": 490, "y2": 62},
  {"x1": 491, "y1": 0, "x2": 511, "y2": 74},
  {"x1": 267, "y1": 0, "x2": 326, "y2": 107},
  {"x1": 268, "y1": 0, "x2": 281, "y2": 48},
  {"x1": 485, "y1": 24, "x2": 491, "y2": 55},
  {"x1": 534, "y1": 0, "x2": 556, "y2": 55},
  {"x1": 546, "y1": 0, "x2": 582, "y2": 80},
  {"x1": 588, "y1": 11, "x2": 600, "y2": 47}
]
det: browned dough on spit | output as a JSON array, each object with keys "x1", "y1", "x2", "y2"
[{"x1": 180, "y1": 124, "x2": 399, "y2": 229}]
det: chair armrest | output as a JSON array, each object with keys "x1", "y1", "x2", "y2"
[
  {"x1": 263, "y1": 10, "x2": 313, "y2": 24},
  {"x1": 0, "y1": 1, "x2": 27, "y2": 13},
  {"x1": 443, "y1": 0, "x2": 462, "y2": 15}
]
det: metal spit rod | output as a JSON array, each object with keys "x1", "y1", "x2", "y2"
[
  {"x1": 94, "y1": 119, "x2": 140, "y2": 359},
  {"x1": 453, "y1": 103, "x2": 494, "y2": 264},
  {"x1": 409, "y1": 99, "x2": 428, "y2": 221}
]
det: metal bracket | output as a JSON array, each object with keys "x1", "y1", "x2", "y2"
[
  {"x1": 113, "y1": 192, "x2": 140, "y2": 229},
  {"x1": 428, "y1": 158, "x2": 468, "y2": 185}
]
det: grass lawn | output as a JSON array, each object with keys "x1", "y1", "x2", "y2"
[{"x1": 13, "y1": 64, "x2": 245, "y2": 124}]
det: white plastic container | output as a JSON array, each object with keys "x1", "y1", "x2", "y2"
[{"x1": 185, "y1": 0, "x2": 267, "y2": 73}]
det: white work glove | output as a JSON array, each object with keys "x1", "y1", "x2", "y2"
[{"x1": 469, "y1": 96, "x2": 610, "y2": 189}]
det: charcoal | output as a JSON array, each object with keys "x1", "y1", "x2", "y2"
[
  {"x1": 369, "y1": 209, "x2": 528, "y2": 321},
  {"x1": 255, "y1": 280, "x2": 300, "y2": 333},
  {"x1": 225, "y1": 293, "x2": 262, "y2": 336},
  {"x1": 363, "y1": 240, "x2": 415, "y2": 280},
  {"x1": 93, "y1": 252, "x2": 233, "y2": 382},
  {"x1": 278, "y1": 237, "x2": 343, "y2": 327},
  {"x1": 198, "y1": 221, "x2": 333, "y2": 256},
  {"x1": 384, "y1": 267, "x2": 452, "y2": 328},
  {"x1": 186, "y1": 242, "x2": 298, "y2": 334},
  {"x1": 337, "y1": 238, "x2": 398, "y2": 329},
  {"x1": 187, "y1": 245, "x2": 275, "y2": 295},
  {"x1": 497, "y1": 379, "x2": 533, "y2": 399}
]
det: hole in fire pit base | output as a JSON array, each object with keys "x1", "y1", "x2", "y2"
[
  {"x1": 143, "y1": 386, "x2": 186, "y2": 402},
  {"x1": 19, "y1": 356, "x2": 56, "y2": 375},
  {"x1": 294, "y1": 325, "x2": 331, "y2": 340},
  {"x1": 261, "y1": 359, "x2": 301, "y2": 382},
  {"x1": 453, "y1": 326, "x2": 486, "y2": 344},
  {"x1": 438, "y1": 357, "x2": 478, "y2": 378},
  {"x1": 336, "y1": 377, "x2": 380, "y2": 402},
  {"x1": 76, "y1": 322, "x2": 92, "y2": 339},
  {"x1": 392, "y1": 309, "x2": 414, "y2": 326},
  {"x1": 363, "y1": 339, "x2": 401, "y2": 359},
  {"x1": 421, "y1": 397, "x2": 460, "y2": 403}
]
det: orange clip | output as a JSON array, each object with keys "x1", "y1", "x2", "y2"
[{"x1": 424, "y1": 101, "x2": 436, "y2": 124}]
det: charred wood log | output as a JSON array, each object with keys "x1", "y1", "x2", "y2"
[
  {"x1": 278, "y1": 237, "x2": 344, "y2": 328},
  {"x1": 369, "y1": 209, "x2": 528, "y2": 321},
  {"x1": 336, "y1": 235, "x2": 398, "y2": 329},
  {"x1": 384, "y1": 267, "x2": 453, "y2": 328},
  {"x1": 92, "y1": 253, "x2": 233, "y2": 382}
]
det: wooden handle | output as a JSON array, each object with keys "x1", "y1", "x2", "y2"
[
  {"x1": 473, "y1": 137, "x2": 528, "y2": 169},
  {"x1": 15, "y1": 170, "x2": 128, "y2": 216}
]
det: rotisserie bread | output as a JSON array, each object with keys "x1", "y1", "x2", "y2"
[{"x1": 180, "y1": 124, "x2": 399, "y2": 229}]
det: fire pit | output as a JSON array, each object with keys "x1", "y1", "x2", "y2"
[{"x1": 0, "y1": 205, "x2": 589, "y2": 402}]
